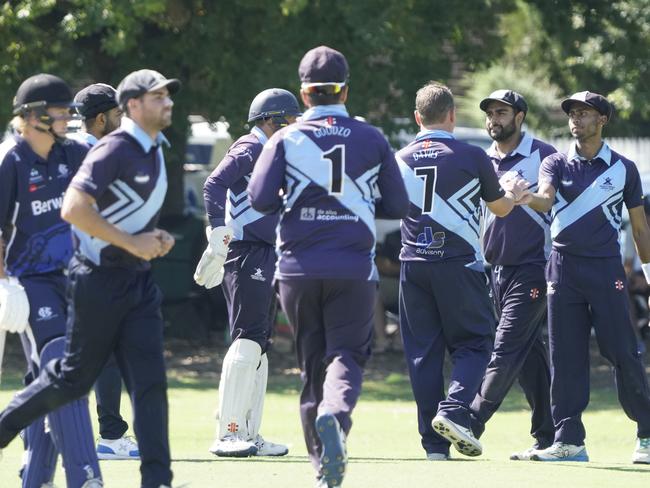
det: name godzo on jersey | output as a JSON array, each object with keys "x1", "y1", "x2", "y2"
[
  {"x1": 314, "y1": 126, "x2": 351, "y2": 138},
  {"x1": 31, "y1": 193, "x2": 65, "y2": 216}
]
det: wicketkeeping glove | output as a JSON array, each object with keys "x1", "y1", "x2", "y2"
[
  {"x1": 194, "y1": 226, "x2": 234, "y2": 289},
  {"x1": 0, "y1": 276, "x2": 30, "y2": 333}
]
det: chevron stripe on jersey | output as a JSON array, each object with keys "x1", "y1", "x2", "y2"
[{"x1": 225, "y1": 179, "x2": 267, "y2": 241}]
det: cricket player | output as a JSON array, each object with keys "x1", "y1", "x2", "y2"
[
  {"x1": 524, "y1": 91, "x2": 650, "y2": 463},
  {"x1": 70, "y1": 83, "x2": 140, "y2": 461},
  {"x1": 248, "y1": 46, "x2": 410, "y2": 488},
  {"x1": 195, "y1": 88, "x2": 301, "y2": 457},
  {"x1": 0, "y1": 74, "x2": 102, "y2": 487},
  {"x1": 469, "y1": 89, "x2": 555, "y2": 460},
  {"x1": 0, "y1": 69, "x2": 179, "y2": 488},
  {"x1": 396, "y1": 82, "x2": 529, "y2": 461}
]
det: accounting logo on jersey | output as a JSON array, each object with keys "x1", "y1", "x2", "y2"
[
  {"x1": 36, "y1": 306, "x2": 57, "y2": 321},
  {"x1": 251, "y1": 268, "x2": 266, "y2": 282},
  {"x1": 599, "y1": 177, "x2": 614, "y2": 191},
  {"x1": 300, "y1": 207, "x2": 316, "y2": 221}
]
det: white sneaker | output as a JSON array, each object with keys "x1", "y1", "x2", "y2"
[
  {"x1": 209, "y1": 434, "x2": 258, "y2": 457},
  {"x1": 509, "y1": 447, "x2": 537, "y2": 460},
  {"x1": 432, "y1": 415, "x2": 482, "y2": 457},
  {"x1": 251, "y1": 434, "x2": 289, "y2": 456},
  {"x1": 426, "y1": 452, "x2": 450, "y2": 461},
  {"x1": 96, "y1": 435, "x2": 140, "y2": 460},
  {"x1": 530, "y1": 442, "x2": 589, "y2": 462},
  {"x1": 80, "y1": 479, "x2": 104, "y2": 488},
  {"x1": 315, "y1": 413, "x2": 347, "y2": 488},
  {"x1": 632, "y1": 437, "x2": 650, "y2": 464}
]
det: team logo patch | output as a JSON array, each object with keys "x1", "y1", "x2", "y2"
[
  {"x1": 530, "y1": 288, "x2": 540, "y2": 299},
  {"x1": 29, "y1": 168, "x2": 44, "y2": 185},
  {"x1": 600, "y1": 177, "x2": 614, "y2": 191},
  {"x1": 134, "y1": 173, "x2": 150, "y2": 184},
  {"x1": 36, "y1": 306, "x2": 56, "y2": 321},
  {"x1": 251, "y1": 268, "x2": 266, "y2": 282},
  {"x1": 615, "y1": 279, "x2": 625, "y2": 291},
  {"x1": 57, "y1": 164, "x2": 69, "y2": 177},
  {"x1": 300, "y1": 207, "x2": 316, "y2": 221},
  {"x1": 422, "y1": 140, "x2": 433, "y2": 149}
]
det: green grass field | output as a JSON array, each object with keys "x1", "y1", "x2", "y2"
[{"x1": 1, "y1": 349, "x2": 649, "y2": 488}]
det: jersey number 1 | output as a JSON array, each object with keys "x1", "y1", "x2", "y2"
[
  {"x1": 322, "y1": 145, "x2": 345, "y2": 195},
  {"x1": 415, "y1": 165, "x2": 438, "y2": 213}
]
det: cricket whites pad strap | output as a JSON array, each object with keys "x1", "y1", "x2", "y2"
[
  {"x1": 642, "y1": 262, "x2": 650, "y2": 285},
  {"x1": 0, "y1": 277, "x2": 30, "y2": 333},
  {"x1": 218, "y1": 338, "x2": 262, "y2": 439},
  {"x1": 247, "y1": 353, "x2": 269, "y2": 440},
  {"x1": 193, "y1": 226, "x2": 234, "y2": 289}
]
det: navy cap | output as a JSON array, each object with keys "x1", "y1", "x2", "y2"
[
  {"x1": 74, "y1": 83, "x2": 118, "y2": 119},
  {"x1": 299, "y1": 46, "x2": 349, "y2": 84},
  {"x1": 13, "y1": 73, "x2": 77, "y2": 114},
  {"x1": 116, "y1": 69, "x2": 181, "y2": 108},
  {"x1": 480, "y1": 89, "x2": 528, "y2": 113},
  {"x1": 561, "y1": 91, "x2": 612, "y2": 120}
]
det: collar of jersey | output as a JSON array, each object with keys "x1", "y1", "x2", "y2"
[
  {"x1": 567, "y1": 140, "x2": 612, "y2": 166},
  {"x1": 415, "y1": 129, "x2": 454, "y2": 141},
  {"x1": 250, "y1": 126, "x2": 269, "y2": 145},
  {"x1": 301, "y1": 104, "x2": 349, "y2": 121},
  {"x1": 487, "y1": 132, "x2": 533, "y2": 159},
  {"x1": 120, "y1": 116, "x2": 170, "y2": 153},
  {"x1": 14, "y1": 135, "x2": 60, "y2": 165},
  {"x1": 68, "y1": 131, "x2": 98, "y2": 147}
]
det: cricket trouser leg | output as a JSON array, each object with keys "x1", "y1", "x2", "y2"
[
  {"x1": 278, "y1": 279, "x2": 374, "y2": 472},
  {"x1": 432, "y1": 262, "x2": 495, "y2": 429},
  {"x1": 21, "y1": 416, "x2": 57, "y2": 488},
  {"x1": 399, "y1": 262, "x2": 449, "y2": 456},
  {"x1": 94, "y1": 353, "x2": 128, "y2": 440},
  {"x1": 113, "y1": 270, "x2": 172, "y2": 488},
  {"x1": 471, "y1": 264, "x2": 553, "y2": 446},
  {"x1": 546, "y1": 251, "x2": 591, "y2": 445},
  {"x1": 585, "y1": 256, "x2": 650, "y2": 438}
]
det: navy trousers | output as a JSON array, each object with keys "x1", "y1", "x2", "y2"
[
  {"x1": 222, "y1": 242, "x2": 276, "y2": 351},
  {"x1": 470, "y1": 263, "x2": 554, "y2": 448},
  {"x1": 278, "y1": 279, "x2": 374, "y2": 472},
  {"x1": 0, "y1": 262, "x2": 172, "y2": 488},
  {"x1": 400, "y1": 261, "x2": 495, "y2": 456},
  {"x1": 547, "y1": 250, "x2": 650, "y2": 445},
  {"x1": 94, "y1": 354, "x2": 128, "y2": 440}
]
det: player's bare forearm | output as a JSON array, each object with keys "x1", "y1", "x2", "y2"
[
  {"x1": 629, "y1": 206, "x2": 650, "y2": 263},
  {"x1": 526, "y1": 193, "x2": 553, "y2": 213}
]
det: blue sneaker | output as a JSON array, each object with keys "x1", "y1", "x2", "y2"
[
  {"x1": 530, "y1": 442, "x2": 589, "y2": 462},
  {"x1": 96, "y1": 436, "x2": 140, "y2": 460},
  {"x1": 315, "y1": 413, "x2": 347, "y2": 488}
]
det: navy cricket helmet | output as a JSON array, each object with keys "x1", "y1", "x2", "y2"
[
  {"x1": 13, "y1": 73, "x2": 79, "y2": 115},
  {"x1": 247, "y1": 88, "x2": 301, "y2": 124}
]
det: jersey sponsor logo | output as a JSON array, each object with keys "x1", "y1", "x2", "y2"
[
  {"x1": 31, "y1": 193, "x2": 65, "y2": 216},
  {"x1": 599, "y1": 177, "x2": 614, "y2": 191},
  {"x1": 29, "y1": 168, "x2": 44, "y2": 184},
  {"x1": 415, "y1": 226, "x2": 446, "y2": 257},
  {"x1": 300, "y1": 207, "x2": 316, "y2": 221},
  {"x1": 134, "y1": 172, "x2": 151, "y2": 184},
  {"x1": 314, "y1": 125, "x2": 351, "y2": 138},
  {"x1": 36, "y1": 306, "x2": 56, "y2": 321},
  {"x1": 315, "y1": 209, "x2": 359, "y2": 222},
  {"x1": 251, "y1": 268, "x2": 267, "y2": 282}
]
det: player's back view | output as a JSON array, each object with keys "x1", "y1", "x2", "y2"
[{"x1": 249, "y1": 46, "x2": 409, "y2": 488}]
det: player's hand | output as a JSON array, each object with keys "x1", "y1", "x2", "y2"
[
  {"x1": 126, "y1": 232, "x2": 164, "y2": 261},
  {"x1": 154, "y1": 229, "x2": 176, "y2": 257},
  {"x1": 194, "y1": 226, "x2": 234, "y2": 289},
  {"x1": 0, "y1": 277, "x2": 30, "y2": 333},
  {"x1": 502, "y1": 177, "x2": 531, "y2": 202}
]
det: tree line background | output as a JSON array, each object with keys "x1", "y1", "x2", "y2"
[{"x1": 1, "y1": 0, "x2": 648, "y2": 216}]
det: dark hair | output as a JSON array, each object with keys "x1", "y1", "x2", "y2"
[{"x1": 415, "y1": 82, "x2": 454, "y2": 125}]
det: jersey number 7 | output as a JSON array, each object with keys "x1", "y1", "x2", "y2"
[{"x1": 415, "y1": 165, "x2": 438, "y2": 214}]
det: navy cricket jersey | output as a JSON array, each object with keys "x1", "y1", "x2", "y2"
[
  {"x1": 69, "y1": 117, "x2": 168, "y2": 270},
  {"x1": 0, "y1": 135, "x2": 88, "y2": 277},
  {"x1": 203, "y1": 126, "x2": 278, "y2": 245},
  {"x1": 541, "y1": 141, "x2": 642, "y2": 258},
  {"x1": 248, "y1": 104, "x2": 409, "y2": 281},
  {"x1": 397, "y1": 129, "x2": 505, "y2": 270},
  {"x1": 482, "y1": 133, "x2": 557, "y2": 266}
]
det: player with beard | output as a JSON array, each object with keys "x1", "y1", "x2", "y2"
[
  {"x1": 469, "y1": 90, "x2": 555, "y2": 460},
  {"x1": 523, "y1": 91, "x2": 650, "y2": 464}
]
